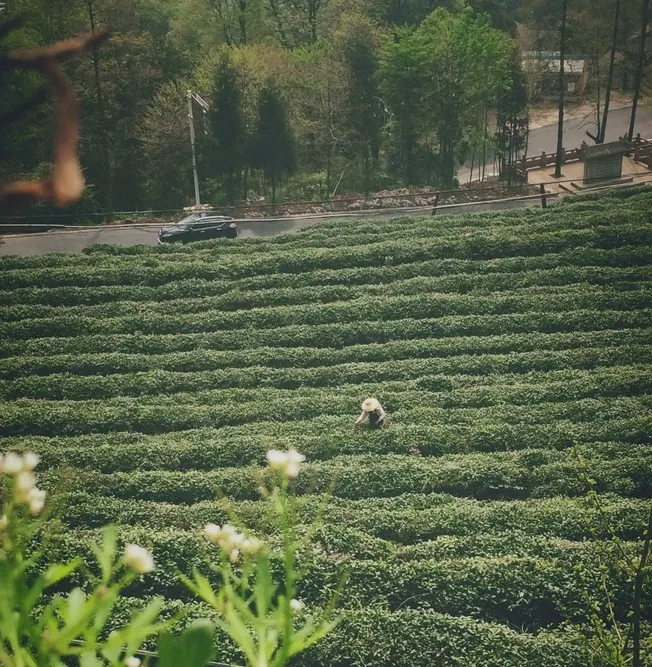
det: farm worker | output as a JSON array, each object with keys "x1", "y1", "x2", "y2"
[{"x1": 355, "y1": 397, "x2": 387, "y2": 429}]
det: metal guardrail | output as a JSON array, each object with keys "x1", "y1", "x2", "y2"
[{"x1": 1, "y1": 175, "x2": 651, "y2": 237}]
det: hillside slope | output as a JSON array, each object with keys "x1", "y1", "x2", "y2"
[{"x1": 1, "y1": 188, "x2": 651, "y2": 666}]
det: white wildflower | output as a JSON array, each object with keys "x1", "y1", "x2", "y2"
[
  {"x1": 240, "y1": 537, "x2": 264, "y2": 556},
  {"x1": 125, "y1": 657, "x2": 141, "y2": 667},
  {"x1": 15, "y1": 471, "x2": 36, "y2": 496},
  {"x1": 204, "y1": 523, "x2": 222, "y2": 544},
  {"x1": 266, "y1": 449, "x2": 288, "y2": 470},
  {"x1": 285, "y1": 449, "x2": 305, "y2": 479},
  {"x1": 229, "y1": 548, "x2": 240, "y2": 563},
  {"x1": 3, "y1": 452, "x2": 24, "y2": 475},
  {"x1": 289, "y1": 599, "x2": 304, "y2": 612},
  {"x1": 0, "y1": 515, "x2": 7, "y2": 530},
  {"x1": 28, "y1": 488, "x2": 46, "y2": 516},
  {"x1": 266, "y1": 449, "x2": 305, "y2": 479},
  {"x1": 123, "y1": 544, "x2": 155, "y2": 574},
  {"x1": 22, "y1": 452, "x2": 40, "y2": 471}
]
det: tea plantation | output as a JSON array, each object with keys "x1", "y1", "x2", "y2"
[{"x1": 1, "y1": 187, "x2": 651, "y2": 666}]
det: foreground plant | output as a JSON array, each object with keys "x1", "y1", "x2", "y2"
[
  {"x1": 571, "y1": 444, "x2": 652, "y2": 667},
  {"x1": 185, "y1": 448, "x2": 345, "y2": 667},
  {"x1": 0, "y1": 451, "x2": 164, "y2": 667}
]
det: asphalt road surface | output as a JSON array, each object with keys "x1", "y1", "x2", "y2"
[
  {"x1": 0, "y1": 198, "x2": 537, "y2": 257},
  {"x1": 457, "y1": 105, "x2": 652, "y2": 182},
  {"x1": 526, "y1": 106, "x2": 652, "y2": 156}
]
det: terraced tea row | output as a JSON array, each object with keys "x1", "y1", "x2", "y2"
[
  {"x1": 2, "y1": 245, "x2": 649, "y2": 308},
  {"x1": 4, "y1": 263, "x2": 650, "y2": 324},
  {"x1": 2, "y1": 308, "x2": 648, "y2": 358},
  {"x1": 2, "y1": 189, "x2": 651, "y2": 666},
  {"x1": 3, "y1": 223, "x2": 650, "y2": 289},
  {"x1": 39, "y1": 445, "x2": 652, "y2": 504},
  {"x1": 41, "y1": 527, "x2": 645, "y2": 627},
  {"x1": 61, "y1": 491, "x2": 650, "y2": 542}
]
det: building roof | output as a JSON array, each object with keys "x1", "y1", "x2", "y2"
[{"x1": 580, "y1": 140, "x2": 630, "y2": 160}]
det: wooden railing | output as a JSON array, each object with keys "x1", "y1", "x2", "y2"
[{"x1": 515, "y1": 134, "x2": 652, "y2": 180}]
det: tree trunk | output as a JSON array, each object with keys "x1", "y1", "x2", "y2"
[
  {"x1": 600, "y1": 0, "x2": 621, "y2": 143},
  {"x1": 308, "y1": 0, "x2": 318, "y2": 43},
  {"x1": 481, "y1": 101, "x2": 488, "y2": 181},
  {"x1": 554, "y1": 0, "x2": 569, "y2": 178},
  {"x1": 628, "y1": 0, "x2": 650, "y2": 142},
  {"x1": 267, "y1": 0, "x2": 289, "y2": 48},
  {"x1": 238, "y1": 0, "x2": 247, "y2": 44},
  {"x1": 87, "y1": 0, "x2": 113, "y2": 218},
  {"x1": 271, "y1": 171, "x2": 276, "y2": 203}
]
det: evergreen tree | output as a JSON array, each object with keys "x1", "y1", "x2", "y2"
[
  {"x1": 208, "y1": 52, "x2": 245, "y2": 204},
  {"x1": 495, "y1": 49, "x2": 529, "y2": 183},
  {"x1": 339, "y1": 14, "x2": 383, "y2": 192},
  {"x1": 249, "y1": 86, "x2": 296, "y2": 202}
]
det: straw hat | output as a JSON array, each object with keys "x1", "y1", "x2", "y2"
[{"x1": 361, "y1": 397, "x2": 381, "y2": 412}]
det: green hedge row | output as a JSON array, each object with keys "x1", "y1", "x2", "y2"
[
  {"x1": 39, "y1": 528, "x2": 640, "y2": 627},
  {"x1": 42, "y1": 445, "x2": 652, "y2": 504},
  {"x1": 2, "y1": 245, "x2": 649, "y2": 308},
  {"x1": 103, "y1": 598, "x2": 595, "y2": 667},
  {"x1": 1, "y1": 327, "x2": 648, "y2": 386},
  {"x1": 13, "y1": 406, "x2": 652, "y2": 472},
  {"x1": 4, "y1": 263, "x2": 650, "y2": 324},
  {"x1": 61, "y1": 490, "x2": 651, "y2": 542},
  {"x1": 2, "y1": 307, "x2": 648, "y2": 359},
  {"x1": 1, "y1": 284, "x2": 648, "y2": 340},
  {"x1": 2, "y1": 223, "x2": 650, "y2": 289},
  {"x1": 2, "y1": 342, "x2": 649, "y2": 407},
  {"x1": 2, "y1": 354, "x2": 650, "y2": 433},
  {"x1": 4, "y1": 392, "x2": 650, "y2": 439},
  {"x1": 4, "y1": 358, "x2": 646, "y2": 420}
]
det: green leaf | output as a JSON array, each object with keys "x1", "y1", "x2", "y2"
[
  {"x1": 62, "y1": 588, "x2": 87, "y2": 627},
  {"x1": 156, "y1": 619, "x2": 216, "y2": 667},
  {"x1": 122, "y1": 597, "x2": 166, "y2": 656},
  {"x1": 91, "y1": 526, "x2": 118, "y2": 583},
  {"x1": 44, "y1": 559, "x2": 82, "y2": 587},
  {"x1": 79, "y1": 652, "x2": 103, "y2": 667}
]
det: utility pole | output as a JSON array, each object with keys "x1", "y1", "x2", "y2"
[{"x1": 186, "y1": 89, "x2": 209, "y2": 207}]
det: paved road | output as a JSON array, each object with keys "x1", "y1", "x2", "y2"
[
  {"x1": 0, "y1": 198, "x2": 537, "y2": 257},
  {"x1": 457, "y1": 105, "x2": 652, "y2": 182},
  {"x1": 526, "y1": 106, "x2": 652, "y2": 156}
]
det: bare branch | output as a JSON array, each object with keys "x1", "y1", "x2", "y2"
[
  {"x1": 0, "y1": 30, "x2": 109, "y2": 69},
  {"x1": 0, "y1": 28, "x2": 110, "y2": 213}
]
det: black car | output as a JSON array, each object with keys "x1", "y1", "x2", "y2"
[{"x1": 158, "y1": 213, "x2": 237, "y2": 244}]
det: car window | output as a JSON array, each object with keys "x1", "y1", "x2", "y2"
[
  {"x1": 176, "y1": 214, "x2": 199, "y2": 226},
  {"x1": 194, "y1": 219, "x2": 226, "y2": 228}
]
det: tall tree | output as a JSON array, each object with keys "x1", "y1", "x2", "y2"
[
  {"x1": 495, "y1": 49, "x2": 529, "y2": 183},
  {"x1": 382, "y1": 8, "x2": 511, "y2": 187},
  {"x1": 379, "y1": 26, "x2": 428, "y2": 184},
  {"x1": 249, "y1": 85, "x2": 296, "y2": 202},
  {"x1": 554, "y1": 0, "x2": 569, "y2": 178},
  {"x1": 208, "y1": 52, "x2": 246, "y2": 204},
  {"x1": 85, "y1": 0, "x2": 113, "y2": 215},
  {"x1": 338, "y1": 13, "x2": 383, "y2": 192},
  {"x1": 139, "y1": 80, "x2": 193, "y2": 208},
  {"x1": 628, "y1": 0, "x2": 650, "y2": 142},
  {"x1": 599, "y1": 0, "x2": 621, "y2": 143},
  {"x1": 209, "y1": 0, "x2": 248, "y2": 44}
]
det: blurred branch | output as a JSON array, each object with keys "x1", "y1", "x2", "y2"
[{"x1": 0, "y1": 24, "x2": 110, "y2": 213}]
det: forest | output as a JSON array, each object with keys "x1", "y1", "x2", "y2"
[{"x1": 0, "y1": 0, "x2": 648, "y2": 213}]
